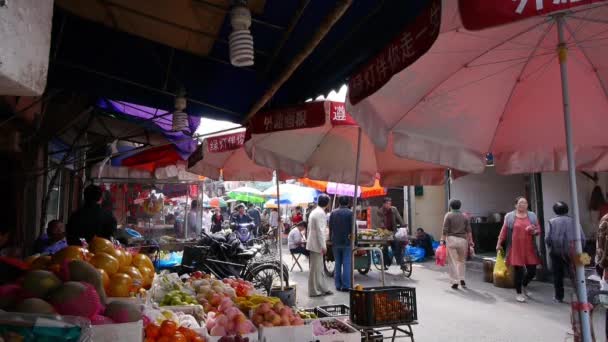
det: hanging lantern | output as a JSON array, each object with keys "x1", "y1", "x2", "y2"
[
  {"x1": 229, "y1": 1, "x2": 254, "y2": 67},
  {"x1": 172, "y1": 88, "x2": 189, "y2": 132}
]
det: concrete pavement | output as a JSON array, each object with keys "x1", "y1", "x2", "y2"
[{"x1": 283, "y1": 251, "x2": 597, "y2": 341}]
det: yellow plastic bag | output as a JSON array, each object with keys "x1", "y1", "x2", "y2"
[{"x1": 493, "y1": 250, "x2": 507, "y2": 278}]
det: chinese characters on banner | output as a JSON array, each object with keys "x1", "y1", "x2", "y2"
[
  {"x1": 459, "y1": 0, "x2": 607, "y2": 30},
  {"x1": 249, "y1": 101, "x2": 327, "y2": 134},
  {"x1": 206, "y1": 131, "x2": 247, "y2": 153},
  {"x1": 329, "y1": 102, "x2": 358, "y2": 126},
  {"x1": 348, "y1": 0, "x2": 442, "y2": 105}
]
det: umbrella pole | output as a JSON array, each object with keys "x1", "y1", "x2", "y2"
[
  {"x1": 556, "y1": 15, "x2": 592, "y2": 342},
  {"x1": 275, "y1": 171, "x2": 284, "y2": 290},
  {"x1": 350, "y1": 127, "x2": 362, "y2": 288}
]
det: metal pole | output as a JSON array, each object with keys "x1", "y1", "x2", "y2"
[
  {"x1": 350, "y1": 128, "x2": 362, "y2": 288},
  {"x1": 184, "y1": 186, "x2": 190, "y2": 239},
  {"x1": 556, "y1": 15, "x2": 592, "y2": 342},
  {"x1": 275, "y1": 172, "x2": 284, "y2": 290}
]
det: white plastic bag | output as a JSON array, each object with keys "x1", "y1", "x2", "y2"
[{"x1": 394, "y1": 227, "x2": 408, "y2": 241}]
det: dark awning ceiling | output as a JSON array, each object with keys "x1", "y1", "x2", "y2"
[{"x1": 48, "y1": 0, "x2": 433, "y2": 123}]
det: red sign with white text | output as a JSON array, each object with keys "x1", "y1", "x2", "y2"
[
  {"x1": 328, "y1": 101, "x2": 357, "y2": 126},
  {"x1": 249, "y1": 101, "x2": 327, "y2": 134},
  {"x1": 206, "y1": 131, "x2": 247, "y2": 153},
  {"x1": 348, "y1": 0, "x2": 442, "y2": 105},
  {"x1": 459, "y1": 0, "x2": 607, "y2": 31}
]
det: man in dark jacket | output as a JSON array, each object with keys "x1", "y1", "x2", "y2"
[
  {"x1": 379, "y1": 197, "x2": 406, "y2": 268},
  {"x1": 66, "y1": 185, "x2": 117, "y2": 245},
  {"x1": 247, "y1": 203, "x2": 262, "y2": 237},
  {"x1": 328, "y1": 196, "x2": 353, "y2": 292}
]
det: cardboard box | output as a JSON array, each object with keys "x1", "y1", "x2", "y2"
[
  {"x1": 90, "y1": 320, "x2": 143, "y2": 342},
  {"x1": 258, "y1": 324, "x2": 312, "y2": 342},
  {"x1": 311, "y1": 319, "x2": 361, "y2": 342}
]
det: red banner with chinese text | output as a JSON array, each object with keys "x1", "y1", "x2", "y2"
[
  {"x1": 249, "y1": 101, "x2": 327, "y2": 134},
  {"x1": 348, "y1": 0, "x2": 442, "y2": 105},
  {"x1": 459, "y1": 0, "x2": 607, "y2": 31},
  {"x1": 206, "y1": 131, "x2": 247, "y2": 153},
  {"x1": 328, "y1": 101, "x2": 358, "y2": 126}
]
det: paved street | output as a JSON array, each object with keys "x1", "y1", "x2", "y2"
[{"x1": 282, "y1": 250, "x2": 596, "y2": 341}]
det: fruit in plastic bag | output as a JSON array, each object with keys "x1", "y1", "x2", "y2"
[
  {"x1": 132, "y1": 253, "x2": 154, "y2": 271},
  {"x1": 105, "y1": 301, "x2": 142, "y2": 323},
  {"x1": 49, "y1": 281, "x2": 104, "y2": 319},
  {"x1": 493, "y1": 250, "x2": 507, "y2": 278},
  {"x1": 118, "y1": 265, "x2": 144, "y2": 290},
  {"x1": 435, "y1": 245, "x2": 447, "y2": 267},
  {"x1": 65, "y1": 260, "x2": 107, "y2": 304},
  {"x1": 22, "y1": 270, "x2": 62, "y2": 298},
  {"x1": 52, "y1": 246, "x2": 89, "y2": 264}
]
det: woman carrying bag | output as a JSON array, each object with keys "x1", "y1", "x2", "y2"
[
  {"x1": 441, "y1": 199, "x2": 474, "y2": 290},
  {"x1": 496, "y1": 196, "x2": 541, "y2": 303}
]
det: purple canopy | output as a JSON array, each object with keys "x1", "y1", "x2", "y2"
[{"x1": 97, "y1": 99, "x2": 200, "y2": 159}]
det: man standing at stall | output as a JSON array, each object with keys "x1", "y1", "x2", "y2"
[
  {"x1": 67, "y1": 185, "x2": 117, "y2": 245},
  {"x1": 307, "y1": 194, "x2": 333, "y2": 297},
  {"x1": 379, "y1": 197, "x2": 406, "y2": 269},
  {"x1": 329, "y1": 196, "x2": 353, "y2": 292}
]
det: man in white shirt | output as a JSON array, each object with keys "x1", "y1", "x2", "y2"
[
  {"x1": 202, "y1": 208, "x2": 212, "y2": 234},
  {"x1": 269, "y1": 209, "x2": 279, "y2": 231},
  {"x1": 306, "y1": 194, "x2": 333, "y2": 297},
  {"x1": 187, "y1": 200, "x2": 201, "y2": 238},
  {"x1": 288, "y1": 222, "x2": 309, "y2": 256}
]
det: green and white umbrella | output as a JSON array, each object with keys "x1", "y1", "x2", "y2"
[{"x1": 228, "y1": 186, "x2": 266, "y2": 203}]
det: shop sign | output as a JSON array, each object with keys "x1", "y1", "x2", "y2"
[
  {"x1": 329, "y1": 102, "x2": 358, "y2": 126},
  {"x1": 459, "y1": 0, "x2": 607, "y2": 31},
  {"x1": 206, "y1": 131, "x2": 247, "y2": 153},
  {"x1": 348, "y1": 0, "x2": 442, "y2": 105},
  {"x1": 249, "y1": 101, "x2": 326, "y2": 134}
]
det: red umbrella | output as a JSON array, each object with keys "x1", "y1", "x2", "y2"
[{"x1": 122, "y1": 145, "x2": 184, "y2": 173}]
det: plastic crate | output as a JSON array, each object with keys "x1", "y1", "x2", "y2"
[
  {"x1": 349, "y1": 286, "x2": 417, "y2": 327},
  {"x1": 316, "y1": 304, "x2": 350, "y2": 318}
]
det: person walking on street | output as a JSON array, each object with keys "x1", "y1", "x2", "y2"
[
  {"x1": 496, "y1": 196, "x2": 542, "y2": 303},
  {"x1": 247, "y1": 203, "x2": 262, "y2": 237},
  {"x1": 211, "y1": 209, "x2": 224, "y2": 233},
  {"x1": 441, "y1": 199, "x2": 474, "y2": 289},
  {"x1": 329, "y1": 196, "x2": 353, "y2": 292},
  {"x1": 306, "y1": 194, "x2": 333, "y2": 297},
  {"x1": 67, "y1": 185, "x2": 117, "y2": 245},
  {"x1": 379, "y1": 197, "x2": 406, "y2": 269},
  {"x1": 187, "y1": 200, "x2": 201, "y2": 238},
  {"x1": 546, "y1": 201, "x2": 585, "y2": 303}
]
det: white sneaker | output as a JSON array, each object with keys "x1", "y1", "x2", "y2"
[
  {"x1": 523, "y1": 287, "x2": 532, "y2": 298},
  {"x1": 516, "y1": 294, "x2": 526, "y2": 303}
]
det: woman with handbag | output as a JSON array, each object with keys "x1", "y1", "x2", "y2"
[
  {"x1": 496, "y1": 196, "x2": 541, "y2": 303},
  {"x1": 441, "y1": 199, "x2": 474, "y2": 289}
]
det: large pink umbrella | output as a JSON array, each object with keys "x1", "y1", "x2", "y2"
[
  {"x1": 187, "y1": 130, "x2": 274, "y2": 181},
  {"x1": 245, "y1": 100, "x2": 455, "y2": 187},
  {"x1": 346, "y1": 1, "x2": 607, "y2": 339}
]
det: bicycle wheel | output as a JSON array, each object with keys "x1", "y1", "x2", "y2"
[
  {"x1": 246, "y1": 263, "x2": 289, "y2": 296},
  {"x1": 372, "y1": 250, "x2": 383, "y2": 271}
]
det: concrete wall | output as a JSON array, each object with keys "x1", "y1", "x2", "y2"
[
  {"x1": 0, "y1": 0, "x2": 53, "y2": 95},
  {"x1": 541, "y1": 172, "x2": 608, "y2": 236},
  {"x1": 450, "y1": 168, "x2": 527, "y2": 217},
  {"x1": 410, "y1": 185, "x2": 446, "y2": 240}
]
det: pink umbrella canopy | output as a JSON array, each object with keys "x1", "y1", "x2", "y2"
[
  {"x1": 245, "y1": 100, "x2": 458, "y2": 186},
  {"x1": 347, "y1": 0, "x2": 608, "y2": 175},
  {"x1": 187, "y1": 130, "x2": 274, "y2": 181}
]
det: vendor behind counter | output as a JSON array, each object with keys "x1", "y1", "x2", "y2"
[{"x1": 66, "y1": 185, "x2": 117, "y2": 245}]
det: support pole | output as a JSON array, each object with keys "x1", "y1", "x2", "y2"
[
  {"x1": 350, "y1": 128, "x2": 362, "y2": 288},
  {"x1": 556, "y1": 15, "x2": 592, "y2": 342},
  {"x1": 275, "y1": 172, "x2": 284, "y2": 290}
]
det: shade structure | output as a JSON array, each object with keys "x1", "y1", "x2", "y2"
[
  {"x1": 121, "y1": 145, "x2": 185, "y2": 173},
  {"x1": 264, "y1": 198, "x2": 308, "y2": 209},
  {"x1": 298, "y1": 178, "x2": 387, "y2": 199},
  {"x1": 346, "y1": 1, "x2": 607, "y2": 340},
  {"x1": 228, "y1": 187, "x2": 266, "y2": 204},
  {"x1": 262, "y1": 184, "x2": 318, "y2": 201},
  {"x1": 187, "y1": 130, "x2": 274, "y2": 181},
  {"x1": 206, "y1": 197, "x2": 227, "y2": 208},
  {"x1": 246, "y1": 101, "x2": 456, "y2": 187},
  {"x1": 347, "y1": 0, "x2": 608, "y2": 175}
]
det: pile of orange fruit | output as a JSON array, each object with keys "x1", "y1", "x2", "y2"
[
  {"x1": 26, "y1": 237, "x2": 155, "y2": 297},
  {"x1": 145, "y1": 320, "x2": 206, "y2": 342}
]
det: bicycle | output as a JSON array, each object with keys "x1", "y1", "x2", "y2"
[{"x1": 371, "y1": 244, "x2": 413, "y2": 278}]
